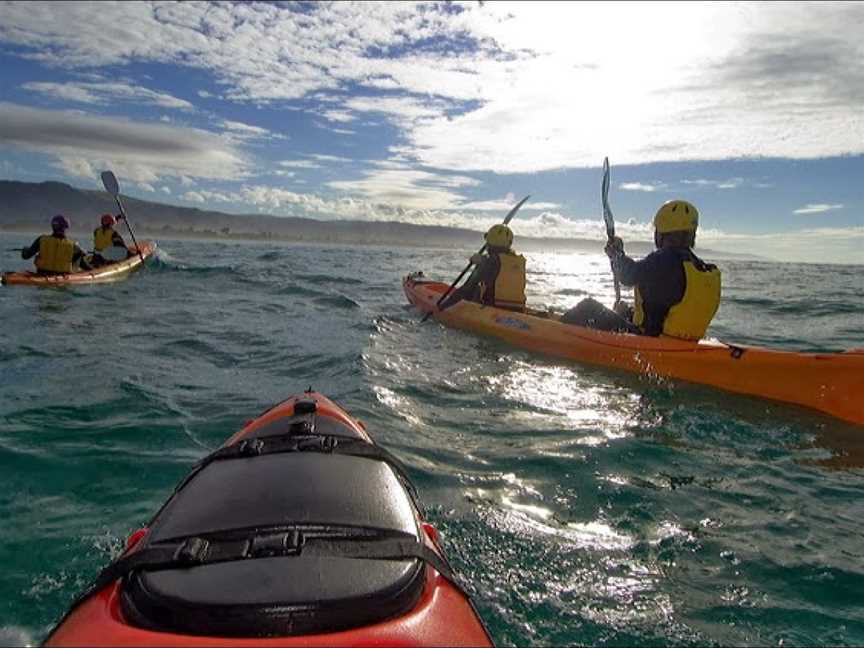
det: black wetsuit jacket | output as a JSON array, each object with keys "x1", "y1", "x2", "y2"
[
  {"x1": 440, "y1": 253, "x2": 501, "y2": 309},
  {"x1": 611, "y1": 246, "x2": 713, "y2": 336}
]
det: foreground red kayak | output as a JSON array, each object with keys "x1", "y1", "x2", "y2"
[
  {"x1": 1, "y1": 241, "x2": 156, "y2": 286},
  {"x1": 45, "y1": 392, "x2": 491, "y2": 647}
]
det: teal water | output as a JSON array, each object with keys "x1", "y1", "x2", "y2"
[{"x1": 2, "y1": 235, "x2": 863, "y2": 646}]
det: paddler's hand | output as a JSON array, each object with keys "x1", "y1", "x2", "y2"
[
  {"x1": 469, "y1": 253, "x2": 484, "y2": 265},
  {"x1": 605, "y1": 236, "x2": 624, "y2": 258},
  {"x1": 614, "y1": 301, "x2": 634, "y2": 321}
]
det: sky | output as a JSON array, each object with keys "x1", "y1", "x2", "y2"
[{"x1": 0, "y1": 0, "x2": 862, "y2": 264}]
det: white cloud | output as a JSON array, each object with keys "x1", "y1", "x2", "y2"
[
  {"x1": 793, "y1": 203, "x2": 844, "y2": 215},
  {"x1": 459, "y1": 198, "x2": 559, "y2": 212},
  {"x1": 221, "y1": 119, "x2": 271, "y2": 137},
  {"x1": 311, "y1": 154, "x2": 354, "y2": 163},
  {"x1": 137, "y1": 182, "x2": 155, "y2": 192},
  {"x1": 682, "y1": 178, "x2": 744, "y2": 190},
  {"x1": 344, "y1": 96, "x2": 446, "y2": 125},
  {"x1": 56, "y1": 156, "x2": 95, "y2": 179},
  {"x1": 279, "y1": 160, "x2": 322, "y2": 169},
  {"x1": 0, "y1": 102, "x2": 248, "y2": 183},
  {"x1": 328, "y1": 168, "x2": 466, "y2": 210},
  {"x1": 182, "y1": 191, "x2": 205, "y2": 203},
  {"x1": 620, "y1": 182, "x2": 661, "y2": 192},
  {"x1": 699, "y1": 225, "x2": 864, "y2": 264},
  {"x1": 160, "y1": 186, "x2": 171, "y2": 194},
  {"x1": 22, "y1": 81, "x2": 193, "y2": 110},
  {"x1": 1, "y1": 1, "x2": 863, "y2": 182},
  {"x1": 322, "y1": 110, "x2": 355, "y2": 123}
]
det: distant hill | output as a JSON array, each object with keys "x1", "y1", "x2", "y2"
[{"x1": 0, "y1": 179, "x2": 762, "y2": 260}]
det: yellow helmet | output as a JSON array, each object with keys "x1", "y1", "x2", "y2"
[
  {"x1": 485, "y1": 224, "x2": 513, "y2": 249},
  {"x1": 653, "y1": 200, "x2": 699, "y2": 234}
]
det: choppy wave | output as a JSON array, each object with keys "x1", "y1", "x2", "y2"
[{"x1": 2, "y1": 236, "x2": 864, "y2": 646}]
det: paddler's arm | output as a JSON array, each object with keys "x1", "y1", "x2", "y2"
[
  {"x1": 73, "y1": 244, "x2": 93, "y2": 271},
  {"x1": 440, "y1": 255, "x2": 493, "y2": 310},
  {"x1": 112, "y1": 230, "x2": 129, "y2": 249},
  {"x1": 21, "y1": 236, "x2": 42, "y2": 260},
  {"x1": 605, "y1": 237, "x2": 645, "y2": 287}
]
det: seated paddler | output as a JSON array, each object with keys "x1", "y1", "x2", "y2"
[
  {"x1": 440, "y1": 224, "x2": 527, "y2": 311},
  {"x1": 562, "y1": 200, "x2": 721, "y2": 340},
  {"x1": 91, "y1": 213, "x2": 131, "y2": 267},
  {"x1": 21, "y1": 214, "x2": 92, "y2": 275}
]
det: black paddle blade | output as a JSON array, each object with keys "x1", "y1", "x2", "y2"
[
  {"x1": 101, "y1": 171, "x2": 120, "y2": 197},
  {"x1": 503, "y1": 195, "x2": 530, "y2": 226},
  {"x1": 601, "y1": 157, "x2": 615, "y2": 240}
]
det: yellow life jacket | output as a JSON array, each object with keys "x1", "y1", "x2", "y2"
[
  {"x1": 481, "y1": 251, "x2": 526, "y2": 310},
  {"x1": 35, "y1": 236, "x2": 75, "y2": 273},
  {"x1": 93, "y1": 227, "x2": 114, "y2": 252},
  {"x1": 633, "y1": 258, "x2": 721, "y2": 340}
]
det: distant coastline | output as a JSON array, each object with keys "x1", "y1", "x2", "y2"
[{"x1": 0, "y1": 178, "x2": 765, "y2": 261}]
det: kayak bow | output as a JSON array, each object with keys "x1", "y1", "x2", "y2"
[
  {"x1": 45, "y1": 392, "x2": 492, "y2": 647},
  {"x1": 404, "y1": 274, "x2": 864, "y2": 426}
]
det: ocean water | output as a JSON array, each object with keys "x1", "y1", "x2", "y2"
[{"x1": 1, "y1": 234, "x2": 863, "y2": 646}]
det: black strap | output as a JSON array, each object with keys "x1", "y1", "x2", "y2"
[
  {"x1": 175, "y1": 434, "x2": 420, "y2": 506},
  {"x1": 65, "y1": 530, "x2": 463, "y2": 618}
]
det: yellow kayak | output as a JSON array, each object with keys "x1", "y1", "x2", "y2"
[
  {"x1": 2, "y1": 241, "x2": 156, "y2": 287},
  {"x1": 403, "y1": 273, "x2": 864, "y2": 426}
]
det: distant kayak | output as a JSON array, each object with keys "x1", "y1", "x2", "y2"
[
  {"x1": 1, "y1": 241, "x2": 156, "y2": 286},
  {"x1": 45, "y1": 391, "x2": 492, "y2": 647},
  {"x1": 404, "y1": 273, "x2": 864, "y2": 426}
]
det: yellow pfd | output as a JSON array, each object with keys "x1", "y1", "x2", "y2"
[
  {"x1": 35, "y1": 236, "x2": 75, "y2": 273},
  {"x1": 633, "y1": 260, "x2": 721, "y2": 340},
  {"x1": 93, "y1": 227, "x2": 114, "y2": 252},
  {"x1": 481, "y1": 251, "x2": 526, "y2": 310}
]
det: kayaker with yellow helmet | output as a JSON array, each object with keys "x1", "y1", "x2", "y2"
[
  {"x1": 91, "y1": 213, "x2": 131, "y2": 267},
  {"x1": 440, "y1": 223, "x2": 527, "y2": 311},
  {"x1": 20, "y1": 214, "x2": 92, "y2": 275},
  {"x1": 562, "y1": 200, "x2": 721, "y2": 340}
]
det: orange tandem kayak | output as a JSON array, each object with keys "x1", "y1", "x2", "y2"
[
  {"x1": 403, "y1": 273, "x2": 864, "y2": 426},
  {"x1": 1, "y1": 241, "x2": 156, "y2": 286},
  {"x1": 45, "y1": 391, "x2": 491, "y2": 647}
]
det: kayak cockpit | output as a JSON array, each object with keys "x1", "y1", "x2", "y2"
[{"x1": 119, "y1": 402, "x2": 425, "y2": 638}]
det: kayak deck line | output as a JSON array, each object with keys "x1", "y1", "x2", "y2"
[
  {"x1": 404, "y1": 274, "x2": 864, "y2": 426},
  {"x1": 1, "y1": 241, "x2": 156, "y2": 286}
]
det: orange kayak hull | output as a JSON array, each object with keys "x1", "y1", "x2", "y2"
[{"x1": 403, "y1": 274, "x2": 864, "y2": 426}]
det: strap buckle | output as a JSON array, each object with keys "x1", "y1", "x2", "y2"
[
  {"x1": 237, "y1": 438, "x2": 264, "y2": 456},
  {"x1": 247, "y1": 530, "x2": 303, "y2": 558},
  {"x1": 173, "y1": 537, "x2": 210, "y2": 565},
  {"x1": 296, "y1": 435, "x2": 337, "y2": 452}
]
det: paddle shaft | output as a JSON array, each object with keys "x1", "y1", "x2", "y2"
[
  {"x1": 601, "y1": 158, "x2": 621, "y2": 308},
  {"x1": 114, "y1": 195, "x2": 145, "y2": 264},
  {"x1": 422, "y1": 195, "x2": 530, "y2": 322}
]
